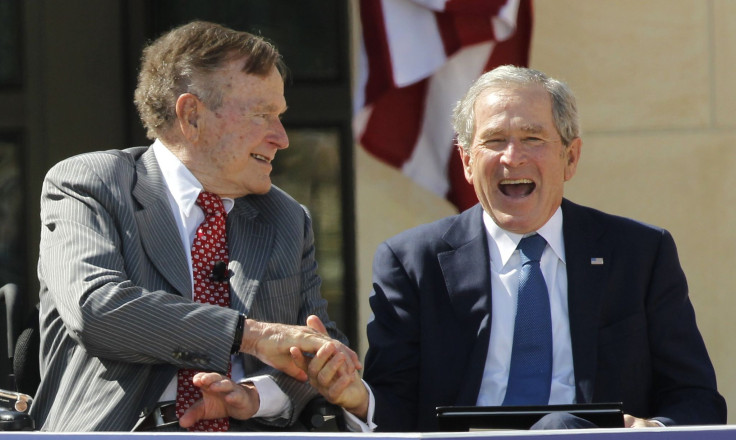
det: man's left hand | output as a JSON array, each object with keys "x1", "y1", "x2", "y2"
[
  {"x1": 291, "y1": 315, "x2": 370, "y2": 420},
  {"x1": 624, "y1": 414, "x2": 663, "y2": 428},
  {"x1": 179, "y1": 372, "x2": 259, "y2": 428}
]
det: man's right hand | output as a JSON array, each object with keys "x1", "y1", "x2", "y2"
[
  {"x1": 239, "y1": 317, "x2": 361, "y2": 382},
  {"x1": 291, "y1": 316, "x2": 370, "y2": 420}
]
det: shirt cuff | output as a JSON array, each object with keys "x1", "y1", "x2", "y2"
[
  {"x1": 243, "y1": 375, "x2": 291, "y2": 419},
  {"x1": 342, "y1": 379, "x2": 377, "y2": 432}
]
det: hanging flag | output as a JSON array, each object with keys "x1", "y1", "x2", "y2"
[{"x1": 354, "y1": 0, "x2": 533, "y2": 211}]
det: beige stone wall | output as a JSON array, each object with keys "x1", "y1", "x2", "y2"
[{"x1": 354, "y1": 0, "x2": 735, "y2": 420}]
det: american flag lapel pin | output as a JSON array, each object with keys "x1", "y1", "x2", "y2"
[{"x1": 590, "y1": 257, "x2": 604, "y2": 265}]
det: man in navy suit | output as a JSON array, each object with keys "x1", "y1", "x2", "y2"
[{"x1": 300, "y1": 65, "x2": 726, "y2": 431}]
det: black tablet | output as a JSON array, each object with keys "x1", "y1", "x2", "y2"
[{"x1": 436, "y1": 402, "x2": 624, "y2": 431}]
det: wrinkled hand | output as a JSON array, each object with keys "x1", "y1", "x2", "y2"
[
  {"x1": 179, "y1": 373, "x2": 259, "y2": 428},
  {"x1": 241, "y1": 317, "x2": 361, "y2": 382},
  {"x1": 624, "y1": 414, "x2": 662, "y2": 428},
  {"x1": 291, "y1": 316, "x2": 369, "y2": 420}
]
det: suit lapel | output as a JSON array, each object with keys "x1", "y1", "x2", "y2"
[
  {"x1": 438, "y1": 205, "x2": 493, "y2": 405},
  {"x1": 132, "y1": 148, "x2": 191, "y2": 297},
  {"x1": 562, "y1": 199, "x2": 609, "y2": 404},
  {"x1": 225, "y1": 198, "x2": 274, "y2": 315}
]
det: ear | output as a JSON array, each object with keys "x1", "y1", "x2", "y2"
[
  {"x1": 563, "y1": 137, "x2": 582, "y2": 182},
  {"x1": 175, "y1": 93, "x2": 201, "y2": 142},
  {"x1": 459, "y1": 145, "x2": 474, "y2": 184}
]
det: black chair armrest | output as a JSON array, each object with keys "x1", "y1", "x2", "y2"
[
  {"x1": 0, "y1": 410, "x2": 34, "y2": 431},
  {"x1": 299, "y1": 396, "x2": 346, "y2": 432}
]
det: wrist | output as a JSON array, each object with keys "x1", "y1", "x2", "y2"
[
  {"x1": 240, "y1": 381, "x2": 260, "y2": 411},
  {"x1": 240, "y1": 318, "x2": 261, "y2": 355},
  {"x1": 226, "y1": 381, "x2": 259, "y2": 421},
  {"x1": 344, "y1": 381, "x2": 370, "y2": 421}
]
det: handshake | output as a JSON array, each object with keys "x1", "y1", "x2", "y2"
[{"x1": 237, "y1": 314, "x2": 362, "y2": 383}]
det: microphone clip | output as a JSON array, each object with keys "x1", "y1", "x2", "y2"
[{"x1": 211, "y1": 261, "x2": 230, "y2": 282}]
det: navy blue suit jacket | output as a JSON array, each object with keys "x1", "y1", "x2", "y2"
[{"x1": 363, "y1": 199, "x2": 726, "y2": 432}]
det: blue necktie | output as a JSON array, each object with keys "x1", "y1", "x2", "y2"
[{"x1": 503, "y1": 233, "x2": 553, "y2": 406}]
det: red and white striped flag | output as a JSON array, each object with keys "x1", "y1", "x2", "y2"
[{"x1": 354, "y1": 0, "x2": 533, "y2": 211}]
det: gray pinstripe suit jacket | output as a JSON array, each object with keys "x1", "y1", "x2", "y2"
[{"x1": 31, "y1": 146, "x2": 345, "y2": 431}]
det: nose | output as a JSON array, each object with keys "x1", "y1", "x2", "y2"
[
  {"x1": 499, "y1": 138, "x2": 527, "y2": 167},
  {"x1": 270, "y1": 118, "x2": 289, "y2": 150}
]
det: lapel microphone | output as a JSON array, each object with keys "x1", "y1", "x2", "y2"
[{"x1": 211, "y1": 261, "x2": 230, "y2": 282}]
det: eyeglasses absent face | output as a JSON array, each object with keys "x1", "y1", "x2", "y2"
[{"x1": 461, "y1": 84, "x2": 581, "y2": 234}]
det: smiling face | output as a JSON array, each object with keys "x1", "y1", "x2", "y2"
[
  {"x1": 461, "y1": 84, "x2": 581, "y2": 234},
  {"x1": 183, "y1": 58, "x2": 289, "y2": 198}
]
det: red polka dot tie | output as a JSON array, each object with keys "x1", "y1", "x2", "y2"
[{"x1": 176, "y1": 191, "x2": 231, "y2": 431}]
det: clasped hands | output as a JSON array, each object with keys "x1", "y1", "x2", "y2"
[{"x1": 179, "y1": 315, "x2": 365, "y2": 428}]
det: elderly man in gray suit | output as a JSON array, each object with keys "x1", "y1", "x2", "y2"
[{"x1": 32, "y1": 20, "x2": 358, "y2": 432}]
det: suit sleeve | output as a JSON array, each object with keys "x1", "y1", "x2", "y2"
[
  {"x1": 39, "y1": 157, "x2": 236, "y2": 373},
  {"x1": 645, "y1": 230, "x2": 727, "y2": 425},
  {"x1": 362, "y1": 241, "x2": 422, "y2": 432}
]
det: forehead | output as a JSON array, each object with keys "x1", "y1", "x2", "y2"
[
  {"x1": 213, "y1": 59, "x2": 286, "y2": 108},
  {"x1": 473, "y1": 84, "x2": 554, "y2": 132}
]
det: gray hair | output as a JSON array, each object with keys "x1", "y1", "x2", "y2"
[
  {"x1": 452, "y1": 65, "x2": 580, "y2": 152},
  {"x1": 134, "y1": 20, "x2": 286, "y2": 140}
]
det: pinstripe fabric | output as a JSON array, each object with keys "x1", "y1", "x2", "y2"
[{"x1": 32, "y1": 146, "x2": 346, "y2": 431}]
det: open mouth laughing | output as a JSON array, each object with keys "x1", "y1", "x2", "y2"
[{"x1": 499, "y1": 178, "x2": 535, "y2": 197}]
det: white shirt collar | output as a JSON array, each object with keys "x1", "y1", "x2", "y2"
[
  {"x1": 152, "y1": 139, "x2": 234, "y2": 214},
  {"x1": 482, "y1": 206, "x2": 565, "y2": 268}
]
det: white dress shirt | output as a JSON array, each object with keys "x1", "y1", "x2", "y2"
[
  {"x1": 477, "y1": 207, "x2": 576, "y2": 405},
  {"x1": 152, "y1": 140, "x2": 289, "y2": 419},
  {"x1": 345, "y1": 207, "x2": 576, "y2": 431}
]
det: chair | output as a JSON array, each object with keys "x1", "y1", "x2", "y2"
[
  {"x1": 299, "y1": 395, "x2": 346, "y2": 431},
  {"x1": 11, "y1": 303, "x2": 39, "y2": 397},
  {"x1": 0, "y1": 283, "x2": 23, "y2": 391},
  {"x1": 0, "y1": 283, "x2": 35, "y2": 430}
]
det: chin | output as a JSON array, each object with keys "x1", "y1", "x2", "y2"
[
  {"x1": 253, "y1": 183, "x2": 272, "y2": 195},
  {"x1": 491, "y1": 211, "x2": 539, "y2": 234}
]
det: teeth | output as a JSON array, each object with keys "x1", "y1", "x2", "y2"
[
  {"x1": 251, "y1": 154, "x2": 271, "y2": 163},
  {"x1": 501, "y1": 178, "x2": 533, "y2": 185}
]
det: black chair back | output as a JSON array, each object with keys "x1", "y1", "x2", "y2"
[
  {"x1": 0, "y1": 284, "x2": 21, "y2": 390},
  {"x1": 12, "y1": 306, "x2": 39, "y2": 396}
]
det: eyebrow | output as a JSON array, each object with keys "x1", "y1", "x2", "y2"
[
  {"x1": 477, "y1": 124, "x2": 546, "y2": 139},
  {"x1": 248, "y1": 101, "x2": 289, "y2": 115},
  {"x1": 518, "y1": 124, "x2": 545, "y2": 134}
]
